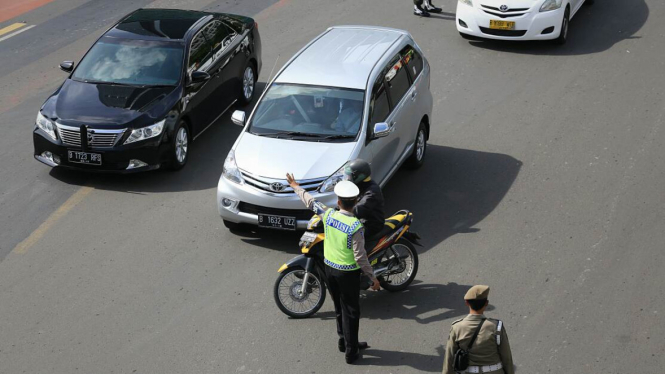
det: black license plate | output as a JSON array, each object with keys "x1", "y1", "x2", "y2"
[
  {"x1": 258, "y1": 214, "x2": 296, "y2": 230},
  {"x1": 68, "y1": 150, "x2": 102, "y2": 165}
]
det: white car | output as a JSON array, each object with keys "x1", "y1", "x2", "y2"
[{"x1": 456, "y1": 0, "x2": 594, "y2": 44}]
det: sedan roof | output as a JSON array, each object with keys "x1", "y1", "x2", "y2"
[
  {"x1": 107, "y1": 8, "x2": 212, "y2": 41},
  {"x1": 275, "y1": 26, "x2": 404, "y2": 90}
]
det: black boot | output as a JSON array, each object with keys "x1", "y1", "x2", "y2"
[
  {"x1": 338, "y1": 338, "x2": 369, "y2": 353},
  {"x1": 345, "y1": 348, "x2": 361, "y2": 364},
  {"x1": 424, "y1": 0, "x2": 443, "y2": 13},
  {"x1": 414, "y1": 5, "x2": 431, "y2": 17}
]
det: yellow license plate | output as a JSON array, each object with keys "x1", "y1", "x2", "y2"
[{"x1": 489, "y1": 20, "x2": 516, "y2": 30}]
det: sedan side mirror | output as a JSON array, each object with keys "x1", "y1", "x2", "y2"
[
  {"x1": 372, "y1": 122, "x2": 391, "y2": 139},
  {"x1": 189, "y1": 70, "x2": 211, "y2": 85},
  {"x1": 231, "y1": 110, "x2": 246, "y2": 126},
  {"x1": 59, "y1": 61, "x2": 74, "y2": 73}
]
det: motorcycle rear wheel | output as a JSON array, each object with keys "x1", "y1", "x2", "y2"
[
  {"x1": 274, "y1": 267, "x2": 326, "y2": 318},
  {"x1": 378, "y1": 238, "x2": 419, "y2": 292}
]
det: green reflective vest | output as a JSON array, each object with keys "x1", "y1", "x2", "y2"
[{"x1": 323, "y1": 209, "x2": 363, "y2": 271}]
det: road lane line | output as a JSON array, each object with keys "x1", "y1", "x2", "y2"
[
  {"x1": 12, "y1": 186, "x2": 93, "y2": 254},
  {"x1": 0, "y1": 24, "x2": 35, "y2": 42},
  {"x1": 0, "y1": 22, "x2": 25, "y2": 36}
]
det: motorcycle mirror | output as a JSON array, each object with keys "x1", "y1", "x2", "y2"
[{"x1": 231, "y1": 110, "x2": 246, "y2": 126}]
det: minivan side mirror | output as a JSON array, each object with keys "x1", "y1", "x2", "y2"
[
  {"x1": 372, "y1": 122, "x2": 391, "y2": 139},
  {"x1": 59, "y1": 61, "x2": 74, "y2": 73},
  {"x1": 189, "y1": 70, "x2": 211, "y2": 85},
  {"x1": 231, "y1": 110, "x2": 246, "y2": 126}
]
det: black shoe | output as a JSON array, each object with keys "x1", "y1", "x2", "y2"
[
  {"x1": 338, "y1": 339, "x2": 369, "y2": 353},
  {"x1": 414, "y1": 7, "x2": 431, "y2": 17},
  {"x1": 345, "y1": 349, "x2": 361, "y2": 364}
]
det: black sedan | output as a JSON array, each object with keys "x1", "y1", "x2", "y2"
[{"x1": 34, "y1": 8, "x2": 261, "y2": 172}]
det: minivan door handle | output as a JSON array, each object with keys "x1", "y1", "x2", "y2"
[{"x1": 411, "y1": 90, "x2": 417, "y2": 101}]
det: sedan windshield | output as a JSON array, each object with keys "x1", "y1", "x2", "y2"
[
  {"x1": 248, "y1": 84, "x2": 365, "y2": 139},
  {"x1": 72, "y1": 38, "x2": 184, "y2": 86}
]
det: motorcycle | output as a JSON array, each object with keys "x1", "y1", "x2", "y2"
[{"x1": 273, "y1": 210, "x2": 421, "y2": 318}]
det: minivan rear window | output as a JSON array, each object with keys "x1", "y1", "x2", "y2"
[{"x1": 248, "y1": 84, "x2": 365, "y2": 140}]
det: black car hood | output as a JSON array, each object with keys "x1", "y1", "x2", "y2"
[{"x1": 48, "y1": 79, "x2": 178, "y2": 129}]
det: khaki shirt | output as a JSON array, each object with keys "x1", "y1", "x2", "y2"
[
  {"x1": 293, "y1": 186, "x2": 376, "y2": 281},
  {"x1": 442, "y1": 314, "x2": 514, "y2": 374}
]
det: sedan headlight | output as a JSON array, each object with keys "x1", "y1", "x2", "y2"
[
  {"x1": 458, "y1": 0, "x2": 473, "y2": 6},
  {"x1": 222, "y1": 150, "x2": 244, "y2": 185},
  {"x1": 124, "y1": 119, "x2": 165, "y2": 145},
  {"x1": 36, "y1": 111, "x2": 57, "y2": 140},
  {"x1": 319, "y1": 162, "x2": 349, "y2": 193},
  {"x1": 540, "y1": 0, "x2": 562, "y2": 11}
]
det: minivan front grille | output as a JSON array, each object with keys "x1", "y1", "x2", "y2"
[
  {"x1": 240, "y1": 170, "x2": 326, "y2": 194},
  {"x1": 56, "y1": 125, "x2": 124, "y2": 148}
]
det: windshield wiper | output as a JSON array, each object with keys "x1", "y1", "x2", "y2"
[
  {"x1": 259, "y1": 131, "x2": 322, "y2": 138},
  {"x1": 321, "y1": 134, "x2": 355, "y2": 140}
]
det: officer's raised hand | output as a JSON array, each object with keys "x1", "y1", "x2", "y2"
[{"x1": 286, "y1": 173, "x2": 299, "y2": 189}]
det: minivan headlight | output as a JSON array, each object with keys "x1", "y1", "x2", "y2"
[
  {"x1": 222, "y1": 150, "x2": 244, "y2": 185},
  {"x1": 124, "y1": 119, "x2": 165, "y2": 144},
  {"x1": 36, "y1": 111, "x2": 57, "y2": 140},
  {"x1": 458, "y1": 0, "x2": 473, "y2": 6},
  {"x1": 540, "y1": 0, "x2": 562, "y2": 11},
  {"x1": 319, "y1": 162, "x2": 349, "y2": 193}
]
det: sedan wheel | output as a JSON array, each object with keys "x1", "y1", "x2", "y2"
[
  {"x1": 169, "y1": 123, "x2": 189, "y2": 171},
  {"x1": 554, "y1": 9, "x2": 569, "y2": 45},
  {"x1": 240, "y1": 64, "x2": 256, "y2": 105}
]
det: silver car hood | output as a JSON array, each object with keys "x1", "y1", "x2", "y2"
[{"x1": 234, "y1": 133, "x2": 356, "y2": 180}]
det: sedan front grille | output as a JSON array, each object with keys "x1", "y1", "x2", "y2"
[
  {"x1": 479, "y1": 27, "x2": 527, "y2": 37},
  {"x1": 240, "y1": 170, "x2": 326, "y2": 194},
  {"x1": 480, "y1": 4, "x2": 529, "y2": 18},
  {"x1": 56, "y1": 125, "x2": 124, "y2": 148}
]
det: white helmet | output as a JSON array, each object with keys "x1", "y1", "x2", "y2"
[{"x1": 334, "y1": 180, "x2": 360, "y2": 199}]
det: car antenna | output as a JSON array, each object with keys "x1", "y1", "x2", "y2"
[{"x1": 261, "y1": 54, "x2": 280, "y2": 96}]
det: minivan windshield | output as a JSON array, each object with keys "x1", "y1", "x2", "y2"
[
  {"x1": 72, "y1": 38, "x2": 184, "y2": 86},
  {"x1": 248, "y1": 84, "x2": 365, "y2": 140}
]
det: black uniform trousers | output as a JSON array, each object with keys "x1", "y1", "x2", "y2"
[{"x1": 324, "y1": 266, "x2": 361, "y2": 356}]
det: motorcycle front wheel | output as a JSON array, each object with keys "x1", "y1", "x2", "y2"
[
  {"x1": 274, "y1": 267, "x2": 326, "y2": 318},
  {"x1": 379, "y1": 238, "x2": 419, "y2": 292}
]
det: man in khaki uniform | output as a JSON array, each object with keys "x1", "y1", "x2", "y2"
[{"x1": 443, "y1": 285, "x2": 514, "y2": 374}]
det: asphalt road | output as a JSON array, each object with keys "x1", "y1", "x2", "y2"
[{"x1": 1, "y1": 0, "x2": 664, "y2": 373}]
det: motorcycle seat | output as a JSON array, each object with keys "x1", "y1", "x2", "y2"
[{"x1": 368, "y1": 210, "x2": 410, "y2": 241}]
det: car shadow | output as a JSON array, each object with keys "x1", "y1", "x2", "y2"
[
  {"x1": 48, "y1": 82, "x2": 268, "y2": 193},
  {"x1": 463, "y1": 0, "x2": 649, "y2": 56},
  {"x1": 382, "y1": 145, "x2": 521, "y2": 254}
]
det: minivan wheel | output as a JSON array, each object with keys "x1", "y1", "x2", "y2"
[
  {"x1": 406, "y1": 122, "x2": 427, "y2": 169},
  {"x1": 168, "y1": 122, "x2": 189, "y2": 171},
  {"x1": 240, "y1": 63, "x2": 256, "y2": 106}
]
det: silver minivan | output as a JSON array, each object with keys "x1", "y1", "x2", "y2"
[{"x1": 217, "y1": 25, "x2": 433, "y2": 230}]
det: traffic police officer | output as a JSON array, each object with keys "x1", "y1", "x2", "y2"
[
  {"x1": 286, "y1": 174, "x2": 380, "y2": 364},
  {"x1": 443, "y1": 285, "x2": 514, "y2": 374}
]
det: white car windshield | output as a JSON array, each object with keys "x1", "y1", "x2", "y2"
[
  {"x1": 72, "y1": 38, "x2": 184, "y2": 86},
  {"x1": 248, "y1": 84, "x2": 365, "y2": 140}
]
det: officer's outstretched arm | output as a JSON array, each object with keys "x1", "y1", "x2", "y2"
[{"x1": 287, "y1": 173, "x2": 328, "y2": 217}]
